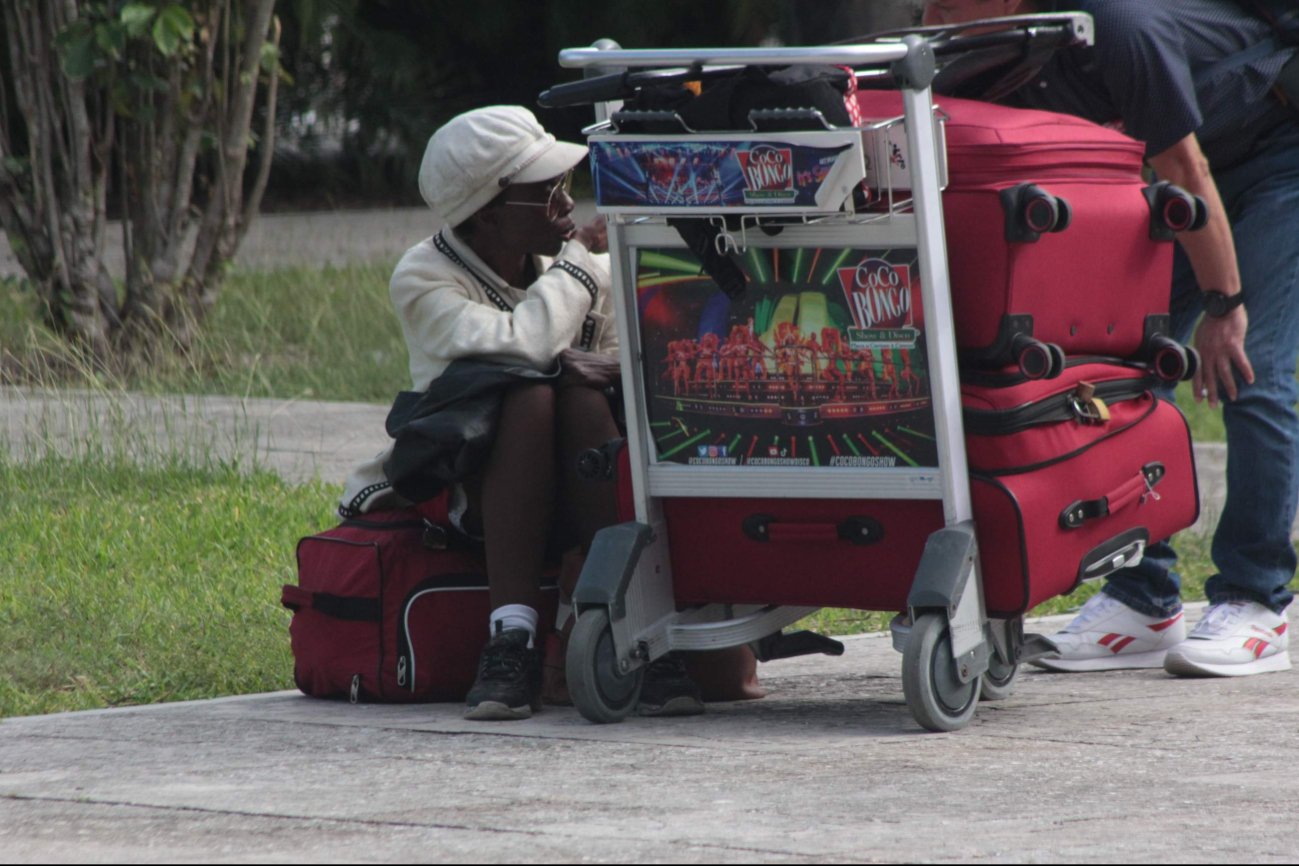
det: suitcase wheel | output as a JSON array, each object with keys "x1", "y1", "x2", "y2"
[
  {"x1": 1011, "y1": 334, "x2": 1065, "y2": 380},
  {"x1": 1001, "y1": 183, "x2": 1071, "y2": 243},
  {"x1": 1149, "y1": 336, "x2": 1198, "y2": 382},
  {"x1": 1145, "y1": 181, "x2": 1210, "y2": 240}
]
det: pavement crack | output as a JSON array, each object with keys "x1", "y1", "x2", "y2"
[
  {"x1": 0, "y1": 792, "x2": 548, "y2": 837},
  {"x1": 0, "y1": 792, "x2": 831, "y2": 860}
]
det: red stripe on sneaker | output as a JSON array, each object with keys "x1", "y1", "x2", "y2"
[
  {"x1": 1277, "y1": 623, "x2": 1288, "y2": 636},
  {"x1": 1251, "y1": 639, "x2": 1269, "y2": 659},
  {"x1": 1099, "y1": 633, "x2": 1120, "y2": 647},
  {"x1": 1148, "y1": 613, "x2": 1184, "y2": 633},
  {"x1": 1110, "y1": 636, "x2": 1136, "y2": 653},
  {"x1": 1244, "y1": 638, "x2": 1259, "y2": 653}
]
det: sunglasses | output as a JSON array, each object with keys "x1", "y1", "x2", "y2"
[{"x1": 501, "y1": 170, "x2": 574, "y2": 220}]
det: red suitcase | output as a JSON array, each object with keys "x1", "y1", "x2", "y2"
[
  {"x1": 962, "y1": 361, "x2": 1200, "y2": 617},
  {"x1": 857, "y1": 91, "x2": 1205, "y2": 375}
]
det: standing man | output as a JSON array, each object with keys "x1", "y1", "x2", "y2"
[{"x1": 924, "y1": 0, "x2": 1299, "y2": 675}]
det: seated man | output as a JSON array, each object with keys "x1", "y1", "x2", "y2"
[{"x1": 339, "y1": 106, "x2": 707, "y2": 720}]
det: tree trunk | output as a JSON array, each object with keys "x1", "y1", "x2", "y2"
[
  {"x1": 0, "y1": 0, "x2": 282, "y2": 368},
  {"x1": 0, "y1": 0, "x2": 113, "y2": 363}
]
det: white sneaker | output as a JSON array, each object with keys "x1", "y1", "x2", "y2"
[
  {"x1": 1030, "y1": 593, "x2": 1187, "y2": 672},
  {"x1": 1164, "y1": 601, "x2": 1292, "y2": 677}
]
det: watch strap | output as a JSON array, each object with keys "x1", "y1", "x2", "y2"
[{"x1": 1203, "y1": 290, "x2": 1245, "y2": 318}]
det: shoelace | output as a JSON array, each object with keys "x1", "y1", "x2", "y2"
[
  {"x1": 1189, "y1": 602, "x2": 1249, "y2": 639},
  {"x1": 1062, "y1": 593, "x2": 1122, "y2": 634},
  {"x1": 478, "y1": 641, "x2": 529, "y2": 680},
  {"x1": 645, "y1": 655, "x2": 689, "y2": 680}
]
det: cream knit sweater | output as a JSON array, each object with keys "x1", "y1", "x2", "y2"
[{"x1": 340, "y1": 227, "x2": 617, "y2": 515}]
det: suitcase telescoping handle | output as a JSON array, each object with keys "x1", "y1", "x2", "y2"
[
  {"x1": 742, "y1": 514, "x2": 884, "y2": 546},
  {"x1": 1059, "y1": 462, "x2": 1166, "y2": 530}
]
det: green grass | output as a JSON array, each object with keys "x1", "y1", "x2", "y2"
[
  {"x1": 0, "y1": 453, "x2": 339, "y2": 718},
  {"x1": 2, "y1": 263, "x2": 408, "y2": 404}
]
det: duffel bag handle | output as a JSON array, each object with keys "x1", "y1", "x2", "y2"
[
  {"x1": 280, "y1": 585, "x2": 382, "y2": 622},
  {"x1": 1059, "y1": 462, "x2": 1166, "y2": 530},
  {"x1": 742, "y1": 514, "x2": 884, "y2": 546}
]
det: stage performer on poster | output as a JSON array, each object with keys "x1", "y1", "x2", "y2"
[
  {"x1": 854, "y1": 346, "x2": 879, "y2": 401},
  {"x1": 821, "y1": 328, "x2": 852, "y2": 403},
  {"x1": 898, "y1": 347, "x2": 922, "y2": 397},
  {"x1": 695, "y1": 332, "x2": 721, "y2": 397}
]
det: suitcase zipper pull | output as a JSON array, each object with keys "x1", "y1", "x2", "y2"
[
  {"x1": 1141, "y1": 462, "x2": 1165, "y2": 504},
  {"x1": 349, "y1": 675, "x2": 361, "y2": 705},
  {"x1": 397, "y1": 655, "x2": 408, "y2": 687}
]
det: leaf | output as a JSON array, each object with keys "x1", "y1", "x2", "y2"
[
  {"x1": 152, "y1": 5, "x2": 195, "y2": 56},
  {"x1": 94, "y1": 21, "x2": 126, "y2": 57},
  {"x1": 58, "y1": 29, "x2": 99, "y2": 79},
  {"x1": 259, "y1": 42, "x2": 281, "y2": 75},
  {"x1": 119, "y1": 3, "x2": 156, "y2": 38},
  {"x1": 127, "y1": 71, "x2": 170, "y2": 93},
  {"x1": 110, "y1": 80, "x2": 133, "y2": 118}
]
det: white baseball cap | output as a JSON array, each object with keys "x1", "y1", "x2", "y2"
[{"x1": 418, "y1": 105, "x2": 588, "y2": 227}]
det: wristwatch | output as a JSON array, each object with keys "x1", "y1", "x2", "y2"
[{"x1": 1202, "y1": 290, "x2": 1246, "y2": 318}]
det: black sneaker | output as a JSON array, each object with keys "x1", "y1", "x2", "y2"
[
  {"x1": 637, "y1": 654, "x2": 705, "y2": 717},
  {"x1": 464, "y1": 628, "x2": 542, "y2": 721}
]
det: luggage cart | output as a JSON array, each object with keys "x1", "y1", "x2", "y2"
[{"x1": 549, "y1": 30, "x2": 1080, "y2": 732}]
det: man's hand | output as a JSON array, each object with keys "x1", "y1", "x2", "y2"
[
  {"x1": 572, "y1": 217, "x2": 608, "y2": 254},
  {"x1": 557, "y1": 348, "x2": 621, "y2": 390},
  {"x1": 1192, "y1": 306, "x2": 1254, "y2": 407}
]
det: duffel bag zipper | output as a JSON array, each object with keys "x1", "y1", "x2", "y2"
[
  {"x1": 395, "y1": 575, "x2": 490, "y2": 694},
  {"x1": 342, "y1": 516, "x2": 450, "y2": 550},
  {"x1": 964, "y1": 378, "x2": 1152, "y2": 437}
]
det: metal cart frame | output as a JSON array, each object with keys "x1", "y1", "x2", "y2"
[{"x1": 556, "y1": 27, "x2": 1081, "y2": 731}]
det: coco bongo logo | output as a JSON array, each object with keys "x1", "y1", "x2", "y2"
[
  {"x1": 837, "y1": 257, "x2": 916, "y2": 341},
  {"x1": 736, "y1": 145, "x2": 796, "y2": 203}
]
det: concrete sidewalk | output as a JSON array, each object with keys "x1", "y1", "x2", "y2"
[{"x1": 3, "y1": 615, "x2": 1299, "y2": 863}]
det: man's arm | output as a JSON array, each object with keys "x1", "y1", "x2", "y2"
[{"x1": 1147, "y1": 132, "x2": 1255, "y2": 406}]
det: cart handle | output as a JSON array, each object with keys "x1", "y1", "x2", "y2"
[{"x1": 558, "y1": 43, "x2": 912, "y2": 71}]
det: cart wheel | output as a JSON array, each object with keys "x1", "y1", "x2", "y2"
[
  {"x1": 979, "y1": 652, "x2": 1018, "y2": 702},
  {"x1": 566, "y1": 607, "x2": 644, "y2": 724},
  {"x1": 901, "y1": 612, "x2": 980, "y2": 732}
]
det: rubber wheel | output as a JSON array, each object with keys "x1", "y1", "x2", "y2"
[
  {"x1": 901, "y1": 612, "x2": 981, "y2": 732},
  {"x1": 566, "y1": 608, "x2": 644, "y2": 724},
  {"x1": 979, "y1": 652, "x2": 1018, "y2": 702}
]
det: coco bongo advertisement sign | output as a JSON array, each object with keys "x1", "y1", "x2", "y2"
[
  {"x1": 736, "y1": 144, "x2": 796, "y2": 205},
  {"x1": 837, "y1": 256, "x2": 923, "y2": 352},
  {"x1": 635, "y1": 245, "x2": 937, "y2": 471}
]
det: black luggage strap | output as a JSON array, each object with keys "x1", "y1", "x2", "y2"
[{"x1": 281, "y1": 586, "x2": 382, "y2": 622}]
